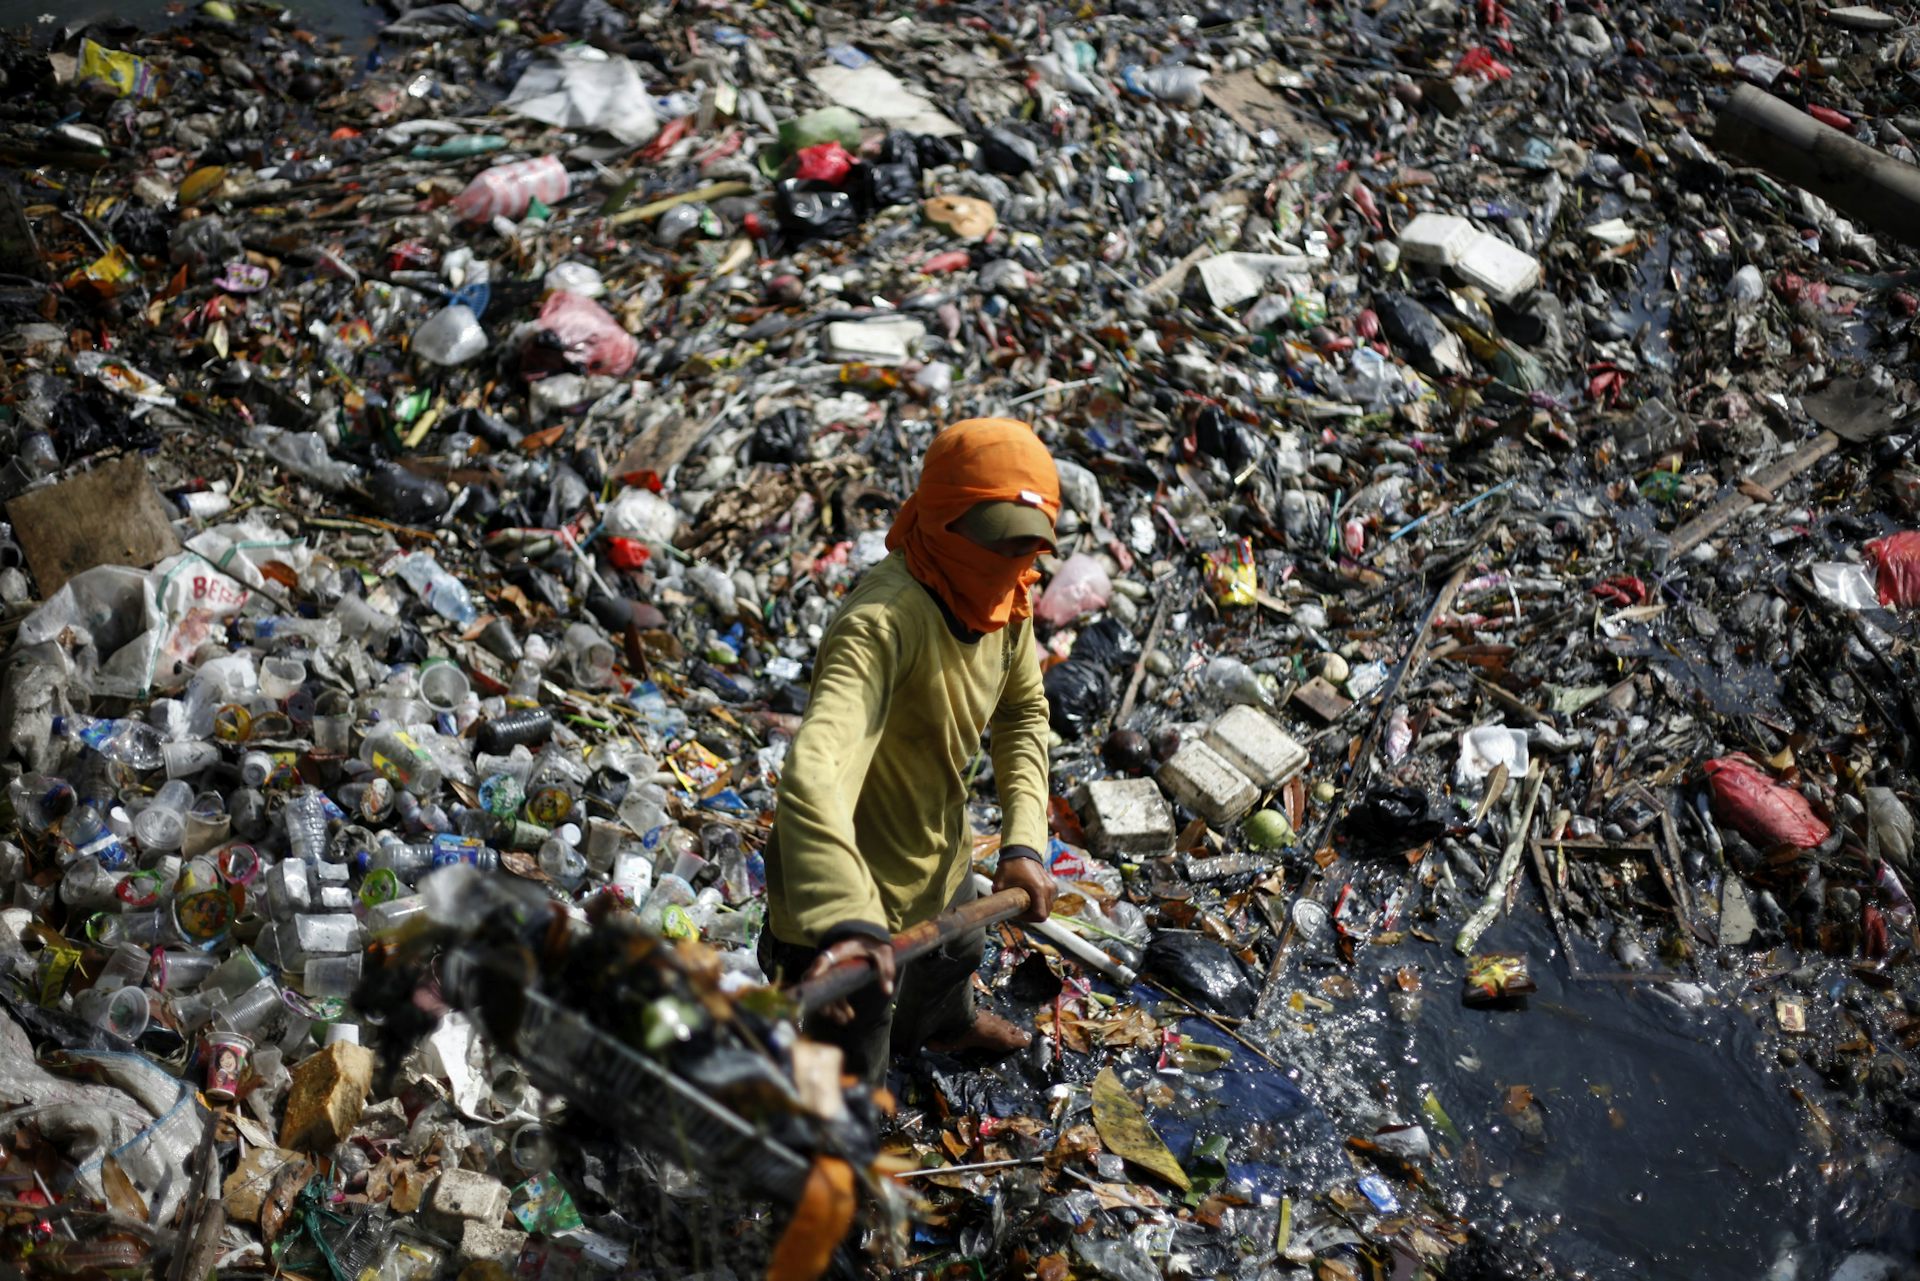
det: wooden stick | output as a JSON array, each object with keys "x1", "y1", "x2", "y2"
[
  {"x1": 1116, "y1": 593, "x2": 1173, "y2": 725},
  {"x1": 1667, "y1": 430, "x2": 1840, "y2": 555},
  {"x1": 791, "y1": 889, "x2": 1030, "y2": 1012}
]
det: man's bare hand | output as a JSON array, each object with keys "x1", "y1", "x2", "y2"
[
  {"x1": 799, "y1": 934, "x2": 896, "y2": 1024},
  {"x1": 993, "y1": 856, "x2": 1056, "y2": 923}
]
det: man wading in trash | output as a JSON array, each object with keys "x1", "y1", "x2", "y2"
[{"x1": 760, "y1": 417, "x2": 1060, "y2": 1085}]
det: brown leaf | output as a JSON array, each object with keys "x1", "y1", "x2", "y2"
[
  {"x1": 520, "y1": 424, "x2": 568, "y2": 453},
  {"x1": 99, "y1": 1156, "x2": 148, "y2": 1223},
  {"x1": 768, "y1": 1157, "x2": 856, "y2": 1281},
  {"x1": 1034, "y1": 1253, "x2": 1070, "y2": 1281}
]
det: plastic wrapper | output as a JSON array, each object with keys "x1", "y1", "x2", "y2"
[
  {"x1": 791, "y1": 142, "x2": 854, "y2": 185},
  {"x1": 1339, "y1": 786, "x2": 1447, "y2": 855},
  {"x1": 1035, "y1": 554, "x2": 1112, "y2": 626},
  {"x1": 533, "y1": 291, "x2": 638, "y2": 377},
  {"x1": 1203, "y1": 537, "x2": 1257, "y2": 606},
  {"x1": 503, "y1": 46, "x2": 659, "y2": 145},
  {"x1": 77, "y1": 39, "x2": 157, "y2": 99},
  {"x1": 1703, "y1": 754, "x2": 1831, "y2": 850},
  {"x1": 748, "y1": 408, "x2": 811, "y2": 464},
  {"x1": 774, "y1": 181, "x2": 861, "y2": 242},
  {"x1": 1866, "y1": 531, "x2": 1920, "y2": 608}
]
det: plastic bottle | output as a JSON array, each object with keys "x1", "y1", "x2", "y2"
[
  {"x1": 475, "y1": 707, "x2": 555, "y2": 754},
  {"x1": 429, "y1": 832, "x2": 499, "y2": 872},
  {"x1": 360, "y1": 726, "x2": 444, "y2": 795},
  {"x1": 1123, "y1": 64, "x2": 1210, "y2": 105},
  {"x1": 59, "y1": 801, "x2": 131, "y2": 870},
  {"x1": 538, "y1": 823, "x2": 587, "y2": 890},
  {"x1": 505, "y1": 635, "x2": 553, "y2": 706},
  {"x1": 449, "y1": 155, "x2": 570, "y2": 223},
  {"x1": 393, "y1": 552, "x2": 478, "y2": 627},
  {"x1": 54, "y1": 716, "x2": 165, "y2": 770},
  {"x1": 284, "y1": 789, "x2": 331, "y2": 865},
  {"x1": 9, "y1": 774, "x2": 75, "y2": 834},
  {"x1": 359, "y1": 832, "x2": 432, "y2": 884},
  {"x1": 413, "y1": 305, "x2": 488, "y2": 365}
]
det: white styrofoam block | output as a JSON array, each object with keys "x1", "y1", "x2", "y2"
[
  {"x1": 1157, "y1": 739, "x2": 1258, "y2": 827},
  {"x1": 1455, "y1": 232, "x2": 1541, "y2": 302},
  {"x1": 1398, "y1": 213, "x2": 1479, "y2": 267},
  {"x1": 1081, "y1": 778, "x2": 1176, "y2": 856},
  {"x1": 1205, "y1": 704, "x2": 1308, "y2": 789}
]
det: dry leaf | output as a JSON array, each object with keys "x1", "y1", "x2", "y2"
[
  {"x1": 768, "y1": 1157, "x2": 856, "y2": 1281},
  {"x1": 1091, "y1": 1067, "x2": 1189, "y2": 1190}
]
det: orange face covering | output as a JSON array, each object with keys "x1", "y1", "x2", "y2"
[{"x1": 886, "y1": 418, "x2": 1062, "y2": 635}]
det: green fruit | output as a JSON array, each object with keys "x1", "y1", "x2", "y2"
[
  {"x1": 1245, "y1": 809, "x2": 1294, "y2": 851},
  {"x1": 201, "y1": 0, "x2": 235, "y2": 19}
]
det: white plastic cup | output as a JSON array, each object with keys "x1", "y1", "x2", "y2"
[
  {"x1": 162, "y1": 740, "x2": 220, "y2": 779},
  {"x1": 133, "y1": 780, "x2": 194, "y2": 852},
  {"x1": 258, "y1": 656, "x2": 307, "y2": 702},
  {"x1": 418, "y1": 660, "x2": 470, "y2": 714}
]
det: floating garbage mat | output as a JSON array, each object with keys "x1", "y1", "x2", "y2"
[{"x1": 0, "y1": 0, "x2": 1918, "y2": 1279}]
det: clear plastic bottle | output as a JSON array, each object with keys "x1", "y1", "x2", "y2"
[
  {"x1": 59, "y1": 801, "x2": 131, "y2": 871},
  {"x1": 538, "y1": 823, "x2": 587, "y2": 891},
  {"x1": 53, "y1": 716, "x2": 165, "y2": 770},
  {"x1": 284, "y1": 788, "x2": 331, "y2": 865},
  {"x1": 392, "y1": 552, "x2": 478, "y2": 627},
  {"x1": 429, "y1": 832, "x2": 499, "y2": 871},
  {"x1": 360, "y1": 726, "x2": 444, "y2": 795},
  {"x1": 9, "y1": 773, "x2": 75, "y2": 834},
  {"x1": 358, "y1": 831, "x2": 433, "y2": 884}
]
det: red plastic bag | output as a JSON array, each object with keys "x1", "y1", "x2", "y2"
[
  {"x1": 1867, "y1": 531, "x2": 1920, "y2": 608},
  {"x1": 606, "y1": 537, "x2": 650, "y2": 570},
  {"x1": 534, "y1": 291, "x2": 637, "y2": 378},
  {"x1": 1703, "y1": 754, "x2": 1830, "y2": 851},
  {"x1": 791, "y1": 142, "x2": 854, "y2": 186}
]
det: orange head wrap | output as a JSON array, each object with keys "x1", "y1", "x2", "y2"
[{"x1": 885, "y1": 418, "x2": 1061, "y2": 635}]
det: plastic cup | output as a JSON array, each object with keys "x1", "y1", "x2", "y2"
[
  {"x1": 509, "y1": 1123, "x2": 558, "y2": 1174},
  {"x1": 78, "y1": 984, "x2": 150, "y2": 1040},
  {"x1": 133, "y1": 780, "x2": 194, "y2": 852},
  {"x1": 153, "y1": 947, "x2": 218, "y2": 992},
  {"x1": 322, "y1": 1022, "x2": 360, "y2": 1047},
  {"x1": 184, "y1": 791, "x2": 230, "y2": 857},
  {"x1": 93, "y1": 942, "x2": 154, "y2": 991},
  {"x1": 259, "y1": 656, "x2": 307, "y2": 702},
  {"x1": 203, "y1": 1031, "x2": 251, "y2": 1101},
  {"x1": 564, "y1": 623, "x2": 617, "y2": 688},
  {"x1": 161, "y1": 740, "x2": 219, "y2": 779},
  {"x1": 214, "y1": 978, "x2": 283, "y2": 1034},
  {"x1": 302, "y1": 952, "x2": 361, "y2": 998},
  {"x1": 418, "y1": 660, "x2": 470, "y2": 714}
]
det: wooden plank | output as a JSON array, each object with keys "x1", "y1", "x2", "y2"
[{"x1": 1667, "y1": 431, "x2": 1839, "y2": 556}]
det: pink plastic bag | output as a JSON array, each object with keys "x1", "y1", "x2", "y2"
[
  {"x1": 535, "y1": 292, "x2": 637, "y2": 378},
  {"x1": 1703, "y1": 754, "x2": 1830, "y2": 851},
  {"x1": 1034, "y1": 553, "x2": 1112, "y2": 627},
  {"x1": 451, "y1": 156, "x2": 569, "y2": 224},
  {"x1": 1867, "y1": 531, "x2": 1920, "y2": 608}
]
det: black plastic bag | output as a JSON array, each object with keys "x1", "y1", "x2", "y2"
[
  {"x1": 978, "y1": 126, "x2": 1040, "y2": 174},
  {"x1": 1143, "y1": 931, "x2": 1257, "y2": 1018},
  {"x1": 774, "y1": 180, "x2": 861, "y2": 242},
  {"x1": 1070, "y1": 617, "x2": 1142, "y2": 672},
  {"x1": 853, "y1": 161, "x2": 918, "y2": 212},
  {"x1": 1192, "y1": 403, "x2": 1263, "y2": 473},
  {"x1": 748, "y1": 407, "x2": 810, "y2": 464},
  {"x1": 1043, "y1": 658, "x2": 1110, "y2": 738},
  {"x1": 879, "y1": 130, "x2": 920, "y2": 169},
  {"x1": 1339, "y1": 785, "x2": 1448, "y2": 855},
  {"x1": 365, "y1": 461, "x2": 452, "y2": 524}
]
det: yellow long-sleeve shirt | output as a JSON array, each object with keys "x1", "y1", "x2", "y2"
[{"x1": 766, "y1": 551, "x2": 1052, "y2": 945}]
